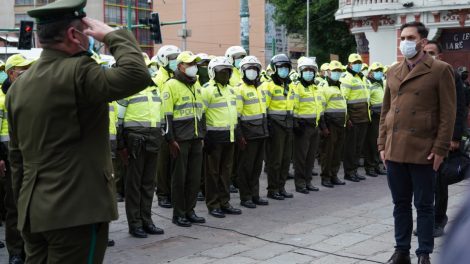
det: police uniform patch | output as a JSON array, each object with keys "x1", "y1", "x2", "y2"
[
  {"x1": 182, "y1": 96, "x2": 190, "y2": 101},
  {"x1": 247, "y1": 92, "x2": 255, "y2": 97},
  {"x1": 163, "y1": 92, "x2": 170, "y2": 100},
  {"x1": 275, "y1": 89, "x2": 282, "y2": 94}
]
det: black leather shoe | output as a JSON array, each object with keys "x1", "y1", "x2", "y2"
[
  {"x1": 306, "y1": 184, "x2": 319, "y2": 191},
  {"x1": 116, "y1": 193, "x2": 124, "y2": 202},
  {"x1": 311, "y1": 171, "x2": 319, "y2": 176},
  {"x1": 295, "y1": 187, "x2": 309, "y2": 194},
  {"x1": 344, "y1": 174, "x2": 360, "y2": 182},
  {"x1": 197, "y1": 191, "x2": 205, "y2": 201},
  {"x1": 321, "y1": 180, "x2": 334, "y2": 188},
  {"x1": 221, "y1": 206, "x2": 242, "y2": 215},
  {"x1": 8, "y1": 255, "x2": 24, "y2": 264},
  {"x1": 280, "y1": 189, "x2": 294, "y2": 198},
  {"x1": 331, "y1": 177, "x2": 346, "y2": 185},
  {"x1": 267, "y1": 192, "x2": 285, "y2": 200},
  {"x1": 229, "y1": 184, "x2": 239, "y2": 193},
  {"x1": 365, "y1": 170, "x2": 378, "y2": 177},
  {"x1": 209, "y1": 208, "x2": 226, "y2": 218},
  {"x1": 186, "y1": 212, "x2": 206, "y2": 223},
  {"x1": 129, "y1": 227, "x2": 148, "y2": 238},
  {"x1": 172, "y1": 216, "x2": 192, "y2": 227},
  {"x1": 385, "y1": 251, "x2": 411, "y2": 264},
  {"x1": 143, "y1": 224, "x2": 164, "y2": 234},
  {"x1": 241, "y1": 200, "x2": 257, "y2": 208},
  {"x1": 355, "y1": 173, "x2": 366, "y2": 180},
  {"x1": 107, "y1": 239, "x2": 115, "y2": 247},
  {"x1": 158, "y1": 197, "x2": 172, "y2": 208},
  {"x1": 417, "y1": 254, "x2": 431, "y2": 264},
  {"x1": 252, "y1": 197, "x2": 269, "y2": 205},
  {"x1": 375, "y1": 167, "x2": 387, "y2": 175}
]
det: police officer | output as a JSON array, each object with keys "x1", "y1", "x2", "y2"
[
  {"x1": 154, "y1": 45, "x2": 181, "y2": 209},
  {"x1": 364, "y1": 62, "x2": 386, "y2": 177},
  {"x1": 225, "y1": 46, "x2": 247, "y2": 87},
  {"x1": 202, "y1": 57, "x2": 242, "y2": 218},
  {"x1": 341, "y1": 53, "x2": 370, "y2": 182},
  {"x1": 236, "y1": 56, "x2": 270, "y2": 208},
  {"x1": 7, "y1": 0, "x2": 150, "y2": 260},
  {"x1": 319, "y1": 61, "x2": 347, "y2": 188},
  {"x1": 197, "y1": 53, "x2": 211, "y2": 86},
  {"x1": 262, "y1": 54, "x2": 296, "y2": 200},
  {"x1": 292, "y1": 57, "x2": 323, "y2": 194},
  {"x1": 163, "y1": 51, "x2": 206, "y2": 227}
]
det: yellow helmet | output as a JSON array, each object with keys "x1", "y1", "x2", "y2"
[
  {"x1": 370, "y1": 62, "x2": 384, "y2": 71},
  {"x1": 320, "y1": 63, "x2": 330, "y2": 72},
  {"x1": 329, "y1": 60, "x2": 343, "y2": 71},
  {"x1": 362, "y1": 63, "x2": 369, "y2": 71},
  {"x1": 348, "y1": 53, "x2": 363, "y2": 63}
]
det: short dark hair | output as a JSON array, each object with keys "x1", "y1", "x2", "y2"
[
  {"x1": 37, "y1": 18, "x2": 82, "y2": 47},
  {"x1": 400, "y1": 21, "x2": 429, "y2": 39},
  {"x1": 426, "y1": 40, "x2": 443, "y2": 54}
]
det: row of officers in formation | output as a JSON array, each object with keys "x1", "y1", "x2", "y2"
[{"x1": 0, "y1": 44, "x2": 387, "y2": 258}]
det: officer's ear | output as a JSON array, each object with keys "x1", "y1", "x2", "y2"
[{"x1": 67, "y1": 27, "x2": 82, "y2": 47}]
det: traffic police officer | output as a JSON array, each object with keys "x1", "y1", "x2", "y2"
[
  {"x1": 262, "y1": 54, "x2": 296, "y2": 200},
  {"x1": 341, "y1": 53, "x2": 370, "y2": 182},
  {"x1": 163, "y1": 51, "x2": 206, "y2": 227},
  {"x1": 225, "y1": 46, "x2": 247, "y2": 87}
]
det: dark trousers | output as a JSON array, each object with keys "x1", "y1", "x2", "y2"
[
  {"x1": 22, "y1": 222, "x2": 108, "y2": 264},
  {"x1": 434, "y1": 172, "x2": 448, "y2": 227},
  {"x1": 343, "y1": 122, "x2": 368, "y2": 175},
  {"x1": 238, "y1": 139, "x2": 265, "y2": 201},
  {"x1": 112, "y1": 156, "x2": 126, "y2": 196},
  {"x1": 293, "y1": 125, "x2": 319, "y2": 188},
  {"x1": 205, "y1": 143, "x2": 235, "y2": 210},
  {"x1": 321, "y1": 124, "x2": 345, "y2": 180},
  {"x1": 171, "y1": 140, "x2": 203, "y2": 217},
  {"x1": 4, "y1": 159, "x2": 25, "y2": 257},
  {"x1": 156, "y1": 141, "x2": 172, "y2": 200},
  {"x1": 386, "y1": 161, "x2": 436, "y2": 256},
  {"x1": 364, "y1": 114, "x2": 380, "y2": 172},
  {"x1": 266, "y1": 122, "x2": 293, "y2": 193},
  {"x1": 125, "y1": 133, "x2": 158, "y2": 229}
]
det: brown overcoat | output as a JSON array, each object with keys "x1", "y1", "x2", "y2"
[{"x1": 378, "y1": 54, "x2": 456, "y2": 164}]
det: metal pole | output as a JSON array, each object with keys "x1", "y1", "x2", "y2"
[
  {"x1": 240, "y1": 0, "x2": 250, "y2": 54},
  {"x1": 182, "y1": 0, "x2": 187, "y2": 50},
  {"x1": 306, "y1": 0, "x2": 309, "y2": 57},
  {"x1": 127, "y1": 0, "x2": 132, "y2": 30}
]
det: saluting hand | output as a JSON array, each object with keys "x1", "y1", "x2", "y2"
[{"x1": 81, "y1": 17, "x2": 115, "y2": 43}]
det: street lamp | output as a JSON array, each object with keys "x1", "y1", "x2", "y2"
[{"x1": 306, "y1": 0, "x2": 310, "y2": 57}]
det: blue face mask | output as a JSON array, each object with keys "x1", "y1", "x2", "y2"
[
  {"x1": 168, "y1": 60, "x2": 178, "y2": 72},
  {"x1": 373, "y1": 71, "x2": 384, "y2": 81},
  {"x1": 0, "y1": 71, "x2": 7, "y2": 84},
  {"x1": 351, "y1": 63, "x2": 362, "y2": 73},
  {"x1": 330, "y1": 71, "x2": 342, "y2": 81},
  {"x1": 234, "y1": 58, "x2": 242, "y2": 69},
  {"x1": 88, "y1": 36, "x2": 95, "y2": 54},
  {"x1": 302, "y1": 71, "x2": 315, "y2": 82},
  {"x1": 277, "y1": 67, "x2": 289, "y2": 79}
]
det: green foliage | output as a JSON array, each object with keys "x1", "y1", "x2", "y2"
[{"x1": 270, "y1": 0, "x2": 357, "y2": 65}]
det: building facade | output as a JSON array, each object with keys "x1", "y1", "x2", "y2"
[{"x1": 336, "y1": 0, "x2": 470, "y2": 70}]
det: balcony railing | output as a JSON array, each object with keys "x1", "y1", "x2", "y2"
[{"x1": 339, "y1": 0, "x2": 399, "y2": 6}]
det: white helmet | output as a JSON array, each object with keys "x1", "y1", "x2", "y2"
[
  {"x1": 239, "y1": 56, "x2": 262, "y2": 71},
  {"x1": 225, "y1": 46, "x2": 247, "y2": 65},
  {"x1": 297, "y1": 56, "x2": 318, "y2": 72},
  {"x1": 156, "y1": 45, "x2": 181, "y2": 67},
  {"x1": 208, "y1": 56, "x2": 232, "y2": 80}
]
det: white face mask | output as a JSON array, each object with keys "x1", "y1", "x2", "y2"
[
  {"x1": 245, "y1": 69, "x2": 258, "y2": 81},
  {"x1": 400, "y1": 40, "x2": 418, "y2": 59},
  {"x1": 184, "y1": 65, "x2": 198, "y2": 77}
]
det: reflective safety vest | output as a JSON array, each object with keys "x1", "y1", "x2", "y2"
[
  {"x1": 319, "y1": 80, "x2": 347, "y2": 127},
  {"x1": 118, "y1": 86, "x2": 163, "y2": 129},
  {"x1": 340, "y1": 71, "x2": 370, "y2": 122},
  {"x1": 262, "y1": 80, "x2": 296, "y2": 122},
  {"x1": 109, "y1": 102, "x2": 118, "y2": 140},
  {"x1": 237, "y1": 82, "x2": 266, "y2": 121},
  {"x1": 0, "y1": 92, "x2": 8, "y2": 142},
  {"x1": 367, "y1": 79, "x2": 384, "y2": 115},
  {"x1": 229, "y1": 67, "x2": 241, "y2": 87},
  {"x1": 162, "y1": 78, "x2": 205, "y2": 141},
  {"x1": 293, "y1": 81, "x2": 324, "y2": 125},
  {"x1": 202, "y1": 80, "x2": 238, "y2": 142},
  {"x1": 315, "y1": 76, "x2": 328, "y2": 87},
  {"x1": 153, "y1": 67, "x2": 172, "y2": 93}
]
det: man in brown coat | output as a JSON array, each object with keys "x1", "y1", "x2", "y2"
[{"x1": 379, "y1": 22, "x2": 456, "y2": 264}]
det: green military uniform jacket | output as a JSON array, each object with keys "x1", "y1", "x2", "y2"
[{"x1": 6, "y1": 29, "x2": 150, "y2": 233}]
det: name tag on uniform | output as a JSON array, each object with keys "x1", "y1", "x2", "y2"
[
  {"x1": 275, "y1": 89, "x2": 282, "y2": 94},
  {"x1": 214, "y1": 93, "x2": 222, "y2": 98},
  {"x1": 182, "y1": 96, "x2": 190, "y2": 101},
  {"x1": 247, "y1": 92, "x2": 255, "y2": 98}
]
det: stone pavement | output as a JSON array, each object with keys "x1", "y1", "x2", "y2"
[{"x1": 1, "y1": 167, "x2": 468, "y2": 264}]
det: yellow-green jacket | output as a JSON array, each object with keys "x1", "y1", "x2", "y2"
[
  {"x1": 319, "y1": 78, "x2": 347, "y2": 127},
  {"x1": 340, "y1": 69, "x2": 370, "y2": 123},
  {"x1": 261, "y1": 79, "x2": 296, "y2": 128},
  {"x1": 236, "y1": 82, "x2": 269, "y2": 140}
]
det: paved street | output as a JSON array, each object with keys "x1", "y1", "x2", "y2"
[{"x1": 1, "y1": 167, "x2": 468, "y2": 264}]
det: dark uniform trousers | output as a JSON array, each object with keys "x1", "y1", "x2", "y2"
[
  {"x1": 266, "y1": 121, "x2": 293, "y2": 193},
  {"x1": 125, "y1": 132, "x2": 159, "y2": 230},
  {"x1": 156, "y1": 141, "x2": 171, "y2": 200},
  {"x1": 111, "y1": 140, "x2": 126, "y2": 197},
  {"x1": 320, "y1": 124, "x2": 345, "y2": 181},
  {"x1": 205, "y1": 143, "x2": 235, "y2": 210},
  {"x1": 22, "y1": 221, "x2": 108, "y2": 264},
  {"x1": 0, "y1": 174, "x2": 5, "y2": 222},
  {"x1": 238, "y1": 139, "x2": 265, "y2": 201},
  {"x1": 364, "y1": 114, "x2": 381, "y2": 173},
  {"x1": 171, "y1": 139, "x2": 203, "y2": 217},
  {"x1": 434, "y1": 171, "x2": 449, "y2": 228},
  {"x1": 293, "y1": 125, "x2": 319, "y2": 188},
  {"x1": 343, "y1": 122, "x2": 368, "y2": 175}
]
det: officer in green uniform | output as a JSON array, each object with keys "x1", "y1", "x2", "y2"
[
  {"x1": 2, "y1": 54, "x2": 32, "y2": 264},
  {"x1": 7, "y1": 0, "x2": 151, "y2": 261},
  {"x1": 236, "y1": 56, "x2": 269, "y2": 209},
  {"x1": 162, "y1": 51, "x2": 206, "y2": 227},
  {"x1": 118, "y1": 54, "x2": 165, "y2": 238},
  {"x1": 319, "y1": 61, "x2": 347, "y2": 187}
]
